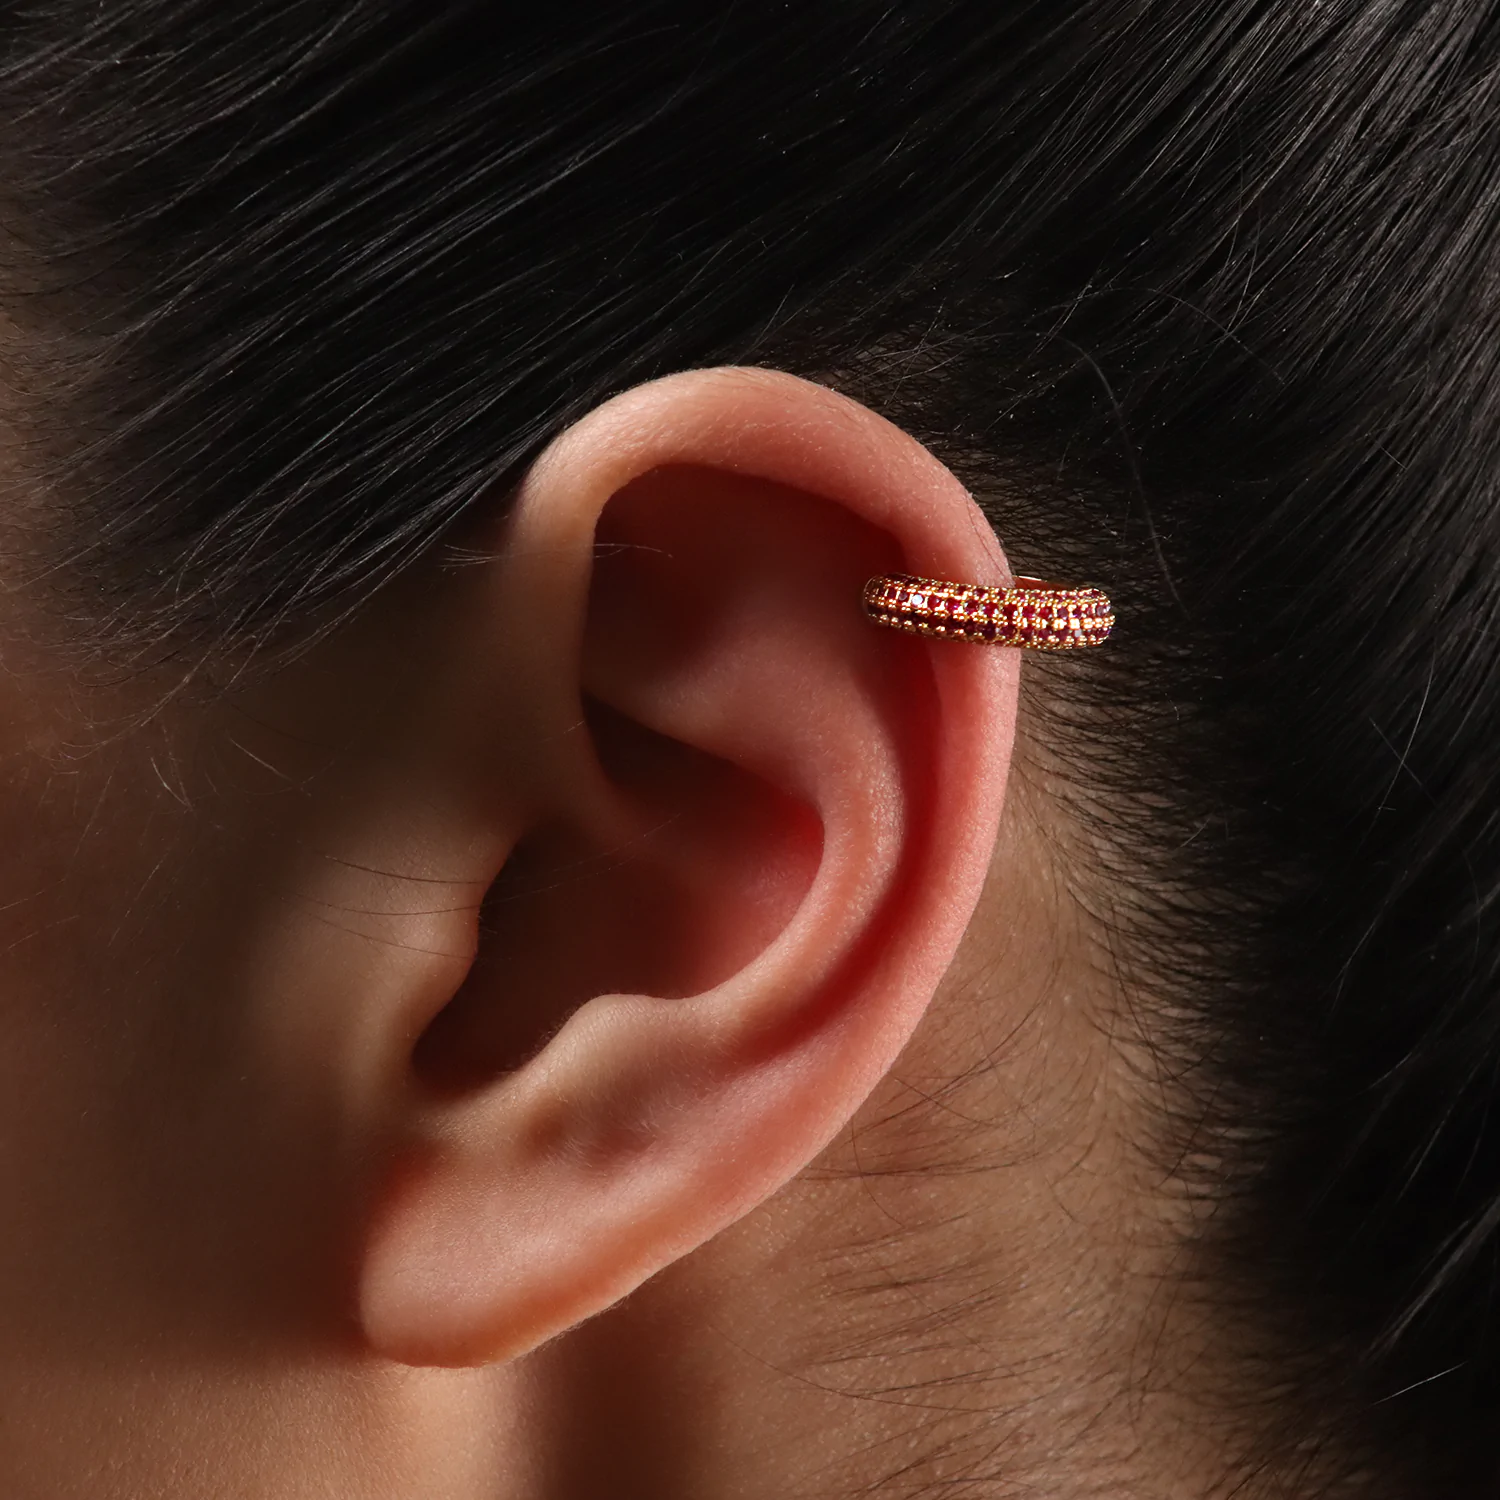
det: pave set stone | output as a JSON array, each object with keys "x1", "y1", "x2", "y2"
[{"x1": 863, "y1": 573, "x2": 1114, "y2": 650}]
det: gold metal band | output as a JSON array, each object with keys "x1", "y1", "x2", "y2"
[{"x1": 864, "y1": 573, "x2": 1114, "y2": 649}]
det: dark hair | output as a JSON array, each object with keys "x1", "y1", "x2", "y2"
[{"x1": 5, "y1": 0, "x2": 1500, "y2": 1490}]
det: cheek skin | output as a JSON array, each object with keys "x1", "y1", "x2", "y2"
[
  {"x1": 0, "y1": 678, "x2": 353, "y2": 1360},
  {"x1": 0, "y1": 706, "x2": 186, "y2": 1348}
]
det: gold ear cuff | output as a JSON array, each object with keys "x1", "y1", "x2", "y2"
[{"x1": 864, "y1": 574, "x2": 1114, "y2": 649}]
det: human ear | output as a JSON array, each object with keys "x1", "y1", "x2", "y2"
[{"x1": 355, "y1": 368, "x2": 1020, "y2": 1366}]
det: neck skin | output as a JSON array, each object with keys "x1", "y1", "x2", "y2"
[{"x1": 0, "y1": 737, "x2": 1220, "y2": 1500}]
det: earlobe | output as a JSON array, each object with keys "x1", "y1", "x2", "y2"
[{"x1": 357, "y1": 370, "x2": 1020, "y2": 1367}]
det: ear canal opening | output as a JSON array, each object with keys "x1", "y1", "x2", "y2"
[{"x1": 410, "y1": 693, "x2": 823, "y2": 1097}]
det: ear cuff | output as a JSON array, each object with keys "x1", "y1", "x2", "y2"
[{"x1": 864, "y1": 574, "x2": 1114, "y2": 649}]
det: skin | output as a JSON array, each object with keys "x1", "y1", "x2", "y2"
[{"x1": 0, "y1": 371, "x2": 1225, "y2": 1497}]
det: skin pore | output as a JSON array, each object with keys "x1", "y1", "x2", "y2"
[{"x1": 0, "y1": 371, "x2": 1226, "y2": 1498}]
